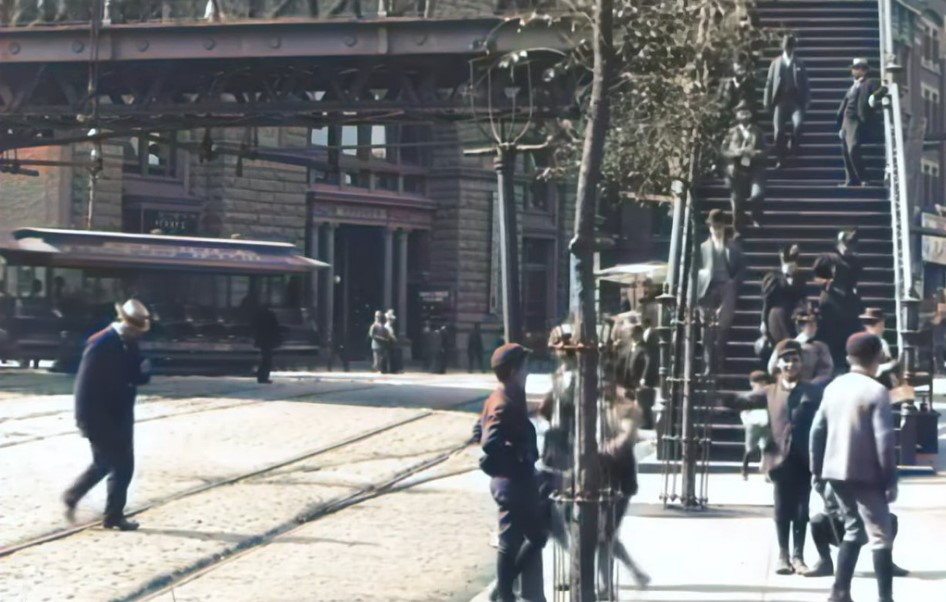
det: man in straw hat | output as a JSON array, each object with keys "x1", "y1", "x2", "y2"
[
  {"x1": 860, "y1": 307, "x2": 899, "y2": 387},
  {"x1": 695, "y1": 208, "x2": 746, "y2": 375},
  {"x1": 721, "y1": 99, "x2": 767, "y2": 234},
  {"x1": 837, "y1": 57, "x2": 883, "y2": 187},
  {"x1": 810, "y1": 332, "x2": 898, "y2": 602},
  {"x1": 723, "y1": 339, "x2": 823, "y2": 575},
  {"x1": 62, "y1": 299, "x2": 153, "y2": 531}
]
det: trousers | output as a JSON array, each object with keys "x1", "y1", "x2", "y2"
[
  {"x1": 773, "y1": 101, "x2": 804, "y2": 158},
  {"x1": 830, "y1": 480, "x2": 894, "y2": 550},
  {"x1": 698, "y1": 280, "x2": 738, "y2": 374},
  {"x1": 841, "y1": 137, "x2": 867, "y2": 184},
  {"x1": 257, "y1": 347, "x2": 273, "y2": 382},
  {"x1": 771, "y1": 458, "x2": 811, "y2": 524},
  {"x1": 65, "y1": 433, "x2": 135, "y2": 520}
]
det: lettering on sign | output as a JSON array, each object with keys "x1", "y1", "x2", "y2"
[
  {"x1": 921, "y1": 213, "x2": 946, "y2": 266},
  {"x1": 419, "y1": 290, "x2": 451, "y2": 305},
  {"x1": 333, "y1": 206, "x2": 387, "y2": 222},
  {"x1": 57, "y1": 242, "x2": 273, "y2": 264},
  {"x1": 143, "y1": 210, "x2": 199, "y2": 235}
]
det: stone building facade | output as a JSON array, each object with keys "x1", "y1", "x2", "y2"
[{"x1": 0, "y1": 120, "x2": 578, "y2": 364}]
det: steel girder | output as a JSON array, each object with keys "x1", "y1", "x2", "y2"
[{"x1": 0, "y1": 17, "x2": 578, "y2": 151}]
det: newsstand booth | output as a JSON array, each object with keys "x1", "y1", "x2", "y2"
[{"x1": 0, "y1": 228, "x2": 327, "y2": 374}]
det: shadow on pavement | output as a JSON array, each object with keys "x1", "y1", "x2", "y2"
[
  {"x1": 627, "y1": 504, "x2": 773, "y2": 519},
  {"x1": 622, "y1": 584, "x2": 821, "y2": 594}
]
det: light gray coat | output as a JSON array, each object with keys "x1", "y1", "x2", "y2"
[{"x1": 809, "y1": 371, "x2": 897, "y2": 489}]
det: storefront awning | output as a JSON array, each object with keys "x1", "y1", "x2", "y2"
[
  {"x1": 0, "y1": 228, "x2": 328, "y2": 275},
  {"x1": 595, "y1": 261, "x2": 668, "y2": 284}
]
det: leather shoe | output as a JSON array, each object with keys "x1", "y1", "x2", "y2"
[
  {"x1": 827, "y1": 590, "x2": 853, "y2": 602},
  {"x1": 804, "y1": 559, "x2": 834, "y2": 577},
  {"x1": 102, "y1": 516, "x2": 139, "y2": 531},
  {"x1": 892, "y1": 562, "x2": 909, "y2": 577},
  {"x1": 791, "y1": 557, "x2": 809, "y2": 574},
  {"x1": 62, "y1": 493, "x2": 77, "y2": 524},
  {"x1": 775, "y1": 553, "x2": 794, "y2": 575}
]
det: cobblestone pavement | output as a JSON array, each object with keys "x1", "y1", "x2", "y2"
[{"x1": 0, "y1": 370, "x2": 497, "y2": 602}]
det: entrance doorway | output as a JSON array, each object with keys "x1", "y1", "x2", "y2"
[{"x1": 334, "y1": 225, "x2": 384, "y2": 360}]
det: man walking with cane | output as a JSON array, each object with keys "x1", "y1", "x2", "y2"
[{"x1": 810, "y1": 332, "x2": 898, "y2": 602}]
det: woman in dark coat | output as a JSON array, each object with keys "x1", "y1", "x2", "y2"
[{"x1": 762, "y1": 244, "x2": 809, "y2": 344}]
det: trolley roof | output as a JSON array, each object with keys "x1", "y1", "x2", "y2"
[{"x1": 0, "y1": 228, "x2": 328, "y2": 275}]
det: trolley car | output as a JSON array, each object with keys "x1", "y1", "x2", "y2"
[{"x1": 0, "y1": 228, "x2": 327, "y2": 374}]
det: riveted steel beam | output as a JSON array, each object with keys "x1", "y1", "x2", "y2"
[{"x1": 0, "y1": 17, "x2": 574, "y2": 64}]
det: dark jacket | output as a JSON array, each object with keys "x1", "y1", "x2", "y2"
[
  {"x1": 818, "y1": 283, "x2": 864, "y2": 369},
  {"x1": 725, "y1": 380, "x2": 822, "y2": 474},
  {"x1": 622, "y1": 345, "x2": 651, "y2": 391},
  {"x1": 254, "y1": 307, "x2": 282, "y2": 350},
  {"x1": 696, "y1": 237, "x2": 747, "y2": 301},
  {"x1": 74, "y1": 326, "x2": 150, "y2": 439},
  {"x1": 815, "y1": 249, "x2": 862, "y2": 296},
  {"x1": 479, "y1": 383, "x2": 538, "y2": 479},
  {"x1": 718, "y1": 74, "x2": 758, "y2": 114},
  {"x1": 643, "y1": 327, "x2": 660, "y2": 386},
  {"x1": 837, "y1": 78, "x2": 880, "y2": 146},
  {"x1": 761, "y1": 271, "x2": 809, "y2": 342},
  {"x1": 764, "y1": 55, "x2": 810, "y2": 111}
]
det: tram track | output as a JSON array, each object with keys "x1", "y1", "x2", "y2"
[
  {"x1": 0, "y1": 394, "x2": 485, "y2": 561},
  {"x1": 130, "y1": 436, "x2": 475, "y2": 602},
  {"x1": 0, "y1": 383, "x2": 383, "y2": 449}
]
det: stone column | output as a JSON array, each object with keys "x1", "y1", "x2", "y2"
[
  {"x1": 383, "y1": 227, "x2": 394, "y2": 312},
  {"x1": 397, "y1": 229, "x2": 409, "y2": 337},
  {"x1": 322, "y1": 223, "x2": 336, "y2": 348},
  {"x1": 305, "y1": 195, "x2": 319, "y2": 308}
]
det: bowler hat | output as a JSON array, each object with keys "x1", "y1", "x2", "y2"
[
  {"x1": 852, "y1": 57, "x2": 869, "y2": 69},
  {"x1": 838, "y1": 229, "x2": 859, "y2": 246},
  {"x1": 846, "y1": 332, "x2": 882, "y2": 361},
  {"x1": 779, "y1": 244, "x2": 800, "y2": 264},
  {"x1": 706, "y1": 208, "x2": 727, "y2": 226},
  {"x1": 859, "y1": 307, "x2": 885, "y2": 323},
  {"x1": 115, "y1": 299, "x2": 151, "y2": 333},
  {"x1": 491, "y1": 343, "x2": 531, "y2": 370},
  {"x1": 774, "y1": 339, "x2": 803, "y2": 360}
]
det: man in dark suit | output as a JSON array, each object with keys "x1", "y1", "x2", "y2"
[
  {"x1": 761, "y1": 244, "x2": 808, "y2": 345},
  {"x1": 254, "y1": 305, "x2": 282, "y2": 384},
  {"x1": 723, "y1": 339, "x2": 823, "y2": 575},
  {"x1": 765, "y1": 34, "x2": 810, "y2": 168},
  {"x1": 837, "y1": 58, "x2": 883, "y2": 187},
  {"x1": 718, "y1": 53, "x2": 758, "y2": 119},
  {"x1": 62, "y1": 299, "x2": 152, "y2": 531},
  {"x1": 696, "y1": 209, "x2": 746, "y2": 375},
  {"x1": 722, "y1": 100, "x2": 767, "y2": 233}
]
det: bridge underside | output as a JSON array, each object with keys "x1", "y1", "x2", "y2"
[{"x1": 0, "y1": 17, "x2": 576, "y2": 151}]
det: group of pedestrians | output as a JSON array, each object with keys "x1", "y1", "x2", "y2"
[
  {"x1": 368, "y1": 309, "x2": 402, "y2": 374},
  {"x1": 717, "y1": 33, "x2": 886, "y2": 235}
]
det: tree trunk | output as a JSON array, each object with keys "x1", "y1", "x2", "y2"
[{"x1": 568, "y1": 0, "x2": 612, "y2": 598}]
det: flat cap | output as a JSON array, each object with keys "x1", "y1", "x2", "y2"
[
  {"x1": 774, "y1": 339, "x2": 803, "y2": 359},
  {"x1": 846, "y1": 332, "x2": 882, "y2": 361},
  {"x1": 491, "y1": 343, "x2": 531, "y2": 370}
]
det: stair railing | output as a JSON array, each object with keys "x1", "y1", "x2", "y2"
[{"x1": 877, "y1": 0, "x2": 918, "y2": 366}]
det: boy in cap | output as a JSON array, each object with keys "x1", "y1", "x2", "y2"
[
  {"x1": 740, "y1": 370, "x2": 772, "y2": 480},
  {"x1": 63, "y1": 299, "x2": 152, "y2": 531},
  {"x1": 477, "y1": 343, "x2": 546, "y2": 602},
  {"x1": 767, "y1": 309, "x2": 835, "y2": 387},
  {"x1": 810, "y1": 332, "x2": 899, "y2": 602},
  {"x1": 723, "y1": 339, "x2": 822, "y2": 574}
]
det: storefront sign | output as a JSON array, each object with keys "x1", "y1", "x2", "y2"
[
  {"x1": 418, "y1": 289, "x2": 451, "y2": 306},
  {"x1": 143, "y1": 209, "x2": 200, "y2": 235},
  {"x1": 921, "y1": 213, "x2": 946, "y2": 266}
]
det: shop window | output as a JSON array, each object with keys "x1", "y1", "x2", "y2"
[
  {"x1": 375, "y1": 172, "x2": 399, "y2": 192},
  {"x1": 403, "y1": 174, "x2": 425, "y2": 195},
  {"x1": 341, "y1": 125, "x2": 358, "y2": 156},
  {"x1": 310, "y1": 126, "x2": 329, "y2": 147}
]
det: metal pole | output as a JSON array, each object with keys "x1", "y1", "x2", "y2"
[
  {"x1": 680, "y1": 191, "x2": 700, "y2": 508},
  {"x1": 495, "y1": 145, "x2": 523, "y2": 344},
  {"x1": 304, "y1": 194, "x2": 318, "y2": 308}
]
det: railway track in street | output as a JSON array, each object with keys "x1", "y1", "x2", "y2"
[
  {"x1": 0, "y1": 394, "x2": 485, "y2": 563},
  {"x1": 0, "y1": 383, "x2": 383, "y2": 449}
]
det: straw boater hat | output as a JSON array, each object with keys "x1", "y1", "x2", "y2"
[
  {"x1": 852, "y1": 57, "x2": 869, "y2": 69},
  {"x1": 115, "y1": 299, "x2": 151, "y2": 333}
]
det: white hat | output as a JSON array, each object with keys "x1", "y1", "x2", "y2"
[
  {"x1": 385, "y1": 309, "x2": 397, "y2": 320},
  {"x1": 115, "y1": 299, "x2": 151, "y2": 332},
  {"x1": 852, "y1": 57, "x2": 869, "y2": 68}
]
